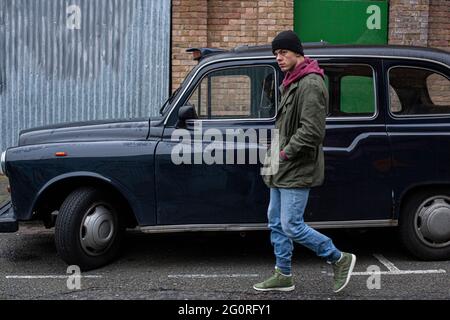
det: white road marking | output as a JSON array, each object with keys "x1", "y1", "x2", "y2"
[
  {"x1": 373, "y1": 254, "x2": 401, "y2": 272},
  {"x1": 328, "y1": 269, "x2": 446, "y2": 276},
  {"x1": 327, "y1": 253, "x2": 446, "y2": 276},
  {"x1": 168, "y1": 274, "x2": 259, "y2": 279},
  {"x1": 6, "y1": 275, "x2": 103, "y2": 279}
]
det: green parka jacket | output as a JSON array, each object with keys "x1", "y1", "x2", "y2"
[{"x1": 262, "y1": 73, "x2": 328, "y2": 188}]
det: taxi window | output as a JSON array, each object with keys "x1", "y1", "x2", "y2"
[
  {"x1": 389, "y1": 67, "x2": 450, "y2": 116},
  {"x1": 187, "y1": 66, "x2": 276, "y2": 119},
  {"x1": 322, "y1": 64, "x2": 376, "y2": 118}
]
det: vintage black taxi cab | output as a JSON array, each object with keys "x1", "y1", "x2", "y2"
[{"x1": 1, "y1": 43, "x2": 450, "y2": 270}]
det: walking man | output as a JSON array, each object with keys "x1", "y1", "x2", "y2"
[{"x1": 254, "y1": 30, "x2": 356, "y2": 293}]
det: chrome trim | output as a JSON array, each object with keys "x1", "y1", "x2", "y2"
[
  {"x1": 387, "y1": 65, "x2": 450, "y2": 120},
  {"x1": 140, "y1": 223, "x2": 267, "y2": 233},
  {"x1": 387, "y1": 123, "x2": 450, "y2": 128},
  {"x1": 186, "y1": 117, "x2": 276, "y2": 125},
  {"x1": 309, "y1": 219, "x2": 398, "y2": 228},
  {"x1": 324, "y1": 132, "x2": 387, "y2": 153},
  {"x1": 138, "y1": 219, "x2": 398, "y2": 234},
  {"x1": 389, "y1": 132, "x2": 450, "y2": 135},
  {"x1": 327, "y1": 123, "x2": 385, "y2": 129},
  {"x1": 0, "y1": 151, "x2": 6, "y2": 176}
]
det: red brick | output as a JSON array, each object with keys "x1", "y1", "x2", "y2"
[{"x1": 171, "y1": 0, "x2": 294, "y2": 89}]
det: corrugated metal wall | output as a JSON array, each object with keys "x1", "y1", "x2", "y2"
[{"x1": 0, "y1": 0, "x2": 171, "y2": 150}]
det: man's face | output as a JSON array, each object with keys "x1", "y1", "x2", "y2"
[{"x1": 274, "y1": 49, "x2": 301, "y2": 72}]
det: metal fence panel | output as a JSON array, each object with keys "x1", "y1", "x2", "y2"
[{"x1": 0, "y1": 0, "x2": 171, "y2": 150}]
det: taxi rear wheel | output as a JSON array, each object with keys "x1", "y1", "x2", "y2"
[
  {"x1": 55, "y1": 187, "x2": 123, "y2": 271},
  {"x1": 399, "y1": 189, "x2": 450, "y2": 260}
]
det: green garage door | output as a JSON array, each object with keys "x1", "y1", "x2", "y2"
[
  {"x1": 294, "y1": 0, "x2": 387, "y2": 113},
  {"x1": 294, "y1": 0, "x2": 388, "y2": 45}
]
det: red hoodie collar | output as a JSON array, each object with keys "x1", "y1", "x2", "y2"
[{"x1": 282, "y1": 56, "x2": 324, "y2": 89}]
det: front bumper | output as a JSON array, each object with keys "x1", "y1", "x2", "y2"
[{"x1": 0, "y1": 201, "x2": 18, "y2": 233}]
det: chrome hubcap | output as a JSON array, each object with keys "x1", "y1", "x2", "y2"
[
  {"x1": 415, "y1": 196, "x2": 450, "y2": 248},
  {"x1": 80, "y1": 203, "x2": 116, "y2": 256}
]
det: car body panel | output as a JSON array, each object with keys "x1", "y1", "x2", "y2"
[
  {"x1": 7, "y1": 136, "x2": 159, "y2": 226},
  {"x1": 383, "y1": 59, "x2": 450, "y2": 218}
]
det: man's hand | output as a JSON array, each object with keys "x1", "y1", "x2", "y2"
[{"x1": 280, "y1": 150, "x2": 289, "y2": 161}]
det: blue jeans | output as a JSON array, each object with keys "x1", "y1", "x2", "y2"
[{"x1": 268, "y1": 187, "x2": 341, "y2": 275}]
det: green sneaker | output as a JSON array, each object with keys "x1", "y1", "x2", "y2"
[
  {"x1": 332, "y1": 252, "x2": 356, "y2": 293},
  {"x1": 253, "y1": 268, "x2": 295, "y2": 292}
]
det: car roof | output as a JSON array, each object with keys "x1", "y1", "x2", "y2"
[{"x1": 199, "y1": 44, "x2": 450, "y2": 67}]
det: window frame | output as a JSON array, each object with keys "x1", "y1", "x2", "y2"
[
  {"x1": 387, "y1": 65, "x2": 450, "y2": 120},
  {"x1": 321, "y1": 63, "x2": 379, "y2": 121},
  {"x1": 185, "y1": 64, "x2": 279, "y2": 123}
]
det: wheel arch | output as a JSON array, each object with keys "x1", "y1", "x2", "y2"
[
  {"x1": 396, "y1": 183, "x2": 450, "y2": 220},
  {"x1": 32, "y1": 172, "x2": 138, "y2": 228}
]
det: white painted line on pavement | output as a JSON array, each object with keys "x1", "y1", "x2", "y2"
[
  {"x1": 373, "y1": 254, "x2": 401, "y2": 272},
  {"x1": 6, "y1": 275, "x2": 103, "y2": 279},
  {"x1": 327, "y1": 269, "x2": 446, "y2": 276},
  {"x1": 168, "y1": 274, "x2": 259, "y2": 279},
  {"x1": 349, "y1": 270, "x2": 446, "y2": 276},
  {"x1": 327, "y1": 253, "x2": 446, "y2": 276}
]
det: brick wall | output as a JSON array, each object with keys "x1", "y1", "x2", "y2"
[
  {"x1": 389, "y1": 0, "x2": 430, "y2": 46},
  {"x1": 389, "y1": 0, "x2": 449, "y2": 51},
  {"x1": 172, "y1": 0, "x2": 208, "y2": 92},
  {"x1": 187, "y1": 75, "x2": 252, "y2": 118},
  {"x1": 428, "y1": 0, "x2": 450, "y2": 107},
  {"x1": 428, "y1": 0, "x2": 450, "y2": 52},
  {"x1": 427, "y1": 73, "x2": 450, "y2": 106},
  {"x1": 172, "y1": 0, "x2": 294, "y2": 90},
  {"x1": 172, "y1": 1, "x2": 449, "y2": 100}
]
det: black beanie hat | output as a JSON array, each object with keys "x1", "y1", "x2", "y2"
[{"x1": 272, "y1": 30, "x2": 304, "y2": 56}]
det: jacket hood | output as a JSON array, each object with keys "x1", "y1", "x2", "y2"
[{"x1": 282, "y1": 57, "x2": 324, "y2": 89}]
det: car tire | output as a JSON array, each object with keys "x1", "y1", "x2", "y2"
[
  {"x1": 55, "y1": 187, "x2": 123, "y2": 271},
  {"x1": 399, "y1": 189, "x2": 450, "y2": 260}
]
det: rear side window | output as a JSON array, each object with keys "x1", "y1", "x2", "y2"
[
  {"x1": 322, "y1": 64, "x2": 376, "y2": 118},
  {"x1": 389, "y1": 67, "x2": 450, "y2": 116}
]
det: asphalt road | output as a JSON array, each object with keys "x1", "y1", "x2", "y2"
[{"x1": 0, "y1": 222, "x2": 449, "y2": 300}]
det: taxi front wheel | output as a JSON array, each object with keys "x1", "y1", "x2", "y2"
[
  {"x1": 55, "y1": 187, "x2": 123, "y2": 271},
  {"x1": 399, "y1": 189, "x2": 450, "y2": 260}
]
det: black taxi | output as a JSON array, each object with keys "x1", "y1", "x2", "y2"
[{"x1": 1, "y1": 43, "x2": 449, "y2": 270}]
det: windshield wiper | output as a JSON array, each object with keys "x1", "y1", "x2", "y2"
[{"x1": 159, "y1": 87, "x2": 181, "y2": 115}]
